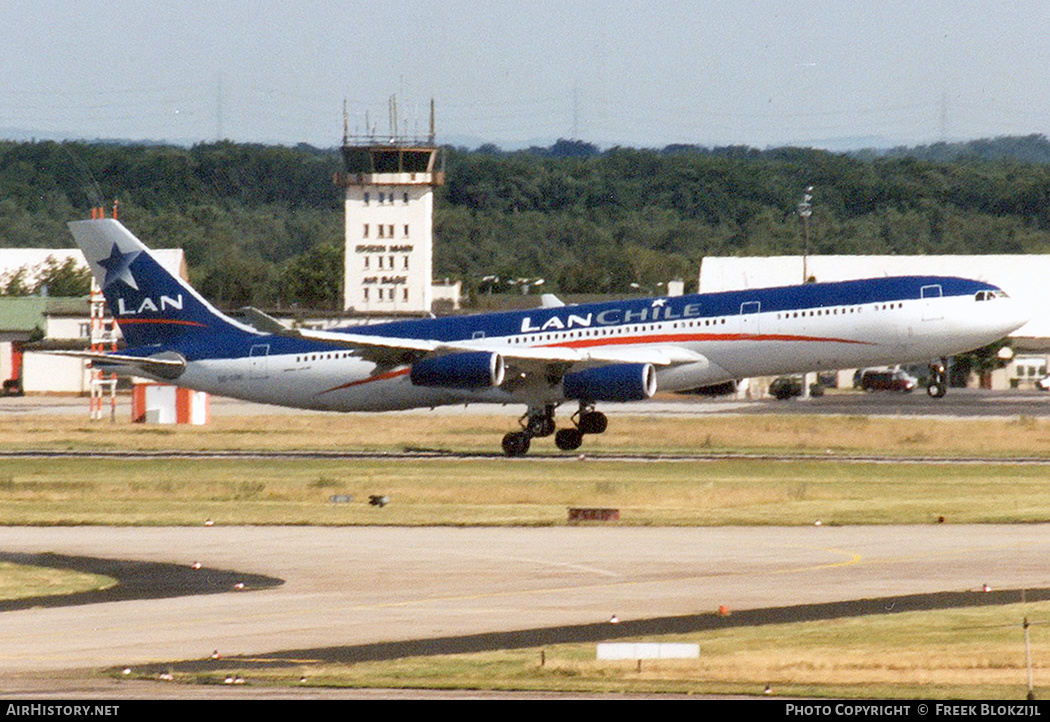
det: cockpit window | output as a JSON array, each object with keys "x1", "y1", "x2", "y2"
[{"x1": 975, "y1": 290, "x2": 1009, "y2": 301}]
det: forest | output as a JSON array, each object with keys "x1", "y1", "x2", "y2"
[{"x1": 3, "y1": 134, "x2": 1050, "y2": 311}]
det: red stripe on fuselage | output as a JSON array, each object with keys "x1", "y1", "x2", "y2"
[{"x1": 318, "y1": 367, "x2": 410, "y2": 396}]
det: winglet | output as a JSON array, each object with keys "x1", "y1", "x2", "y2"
[{"x1": 237, "y1": 306, "x2": 288, "y2": 334}]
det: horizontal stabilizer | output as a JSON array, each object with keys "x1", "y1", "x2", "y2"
[{"x1": 44, "y1": 350, "x2": 186, "y2": 380}]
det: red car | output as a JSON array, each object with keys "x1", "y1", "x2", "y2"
[{"x1": 859, "y1": 369, "x2": 917, "y2": 393}]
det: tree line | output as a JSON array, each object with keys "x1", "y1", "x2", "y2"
[{"x1": 2, "y1": 135, "x2": 1050, "y2": 309}]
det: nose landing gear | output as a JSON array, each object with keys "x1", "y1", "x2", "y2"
[{"x1": 927, "y1": 358, "x2": 948, "y2": 398}]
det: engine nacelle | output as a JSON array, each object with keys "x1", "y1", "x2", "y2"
[
  {"x1": 410, "y1": 352, "x2": 505, "y2": 390},
  {"x1": 562, "y1": 363, "x2": 657, "y2": 402}
]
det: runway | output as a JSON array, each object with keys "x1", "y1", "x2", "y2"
[
  {"x1": 6, "y1": 387, "x2": 1050, "y2": 420},
  {"x1": 1, "y1": 524, "x2": 1049, "y2": 688}
]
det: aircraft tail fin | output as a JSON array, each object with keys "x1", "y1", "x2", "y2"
[{"x1": 68, "y1": 219, "x2": 257, "y2": 348}]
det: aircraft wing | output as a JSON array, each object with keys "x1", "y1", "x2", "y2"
[
  {"x1": 287, "y1": 327, "x2": 704, "y2": 369},
  {"x1": 284, "y1": 328, "x2": 444, "y2": 361}
]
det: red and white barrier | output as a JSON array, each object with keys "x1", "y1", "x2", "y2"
[{"x1": 131, "y1": 383, "x2": 209, "y2": 425}]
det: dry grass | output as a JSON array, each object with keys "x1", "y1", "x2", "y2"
[
  {"x1": 3, "y1": 411, "x2": 1050, "y2": 457},
  {"x1": 1, "y1": 455, "x2": 1050, "y2": 526},
  {"x1": 0, "y1": 561, "x2": 115, "y2": 600}
]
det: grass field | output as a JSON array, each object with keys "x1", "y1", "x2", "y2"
[
  {"x1": 2, "y1": 410, "x2": 1050, "y2": 457},
  {"x1": 2, "y1": 411, "x2": 1050, "y2": 526},
  {"x1": 0, "y1": 561, "x2": 114, "y2": 600},
  {"x1": 3, "y1": 455, "x2": 1050, "y2": 526}
]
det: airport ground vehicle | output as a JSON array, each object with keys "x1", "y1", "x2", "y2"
[{"x1": 858, "y1": 368, "x2": 918, "y2": 393}]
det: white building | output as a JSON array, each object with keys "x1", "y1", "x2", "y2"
[{"x1": 335, "y1": 141, "x2": 445, "y2": 314}]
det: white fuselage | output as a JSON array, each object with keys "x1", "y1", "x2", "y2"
[{"x1": 171, "y1": 288, "x2": 1025, "y2": 412}]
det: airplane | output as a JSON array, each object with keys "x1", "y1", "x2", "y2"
[{"x1": 58, "y1": 218, "x2": 1028, "y2": 456}]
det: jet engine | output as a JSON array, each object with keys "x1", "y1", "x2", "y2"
[
  {"x1": 562, "y1": 363, "x2": 657, "y2": 402},
  {"x1": 410, "y1": 351, "x2": 505, "y2": 390}
]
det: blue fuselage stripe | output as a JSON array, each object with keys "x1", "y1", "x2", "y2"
[{"x1": 123, "y1": 275, "x2": 997, "y2": 362}]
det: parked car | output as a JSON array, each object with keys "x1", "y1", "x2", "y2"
[
  {"x1": 859, "y1": 368, "x2": 918, "y2": 393},
  {"x1": 768, "y1": 376, "x2": 803, "y2": 400},
  {"x1": 1037, "y1": 375, "x2": 1050, "y2": 392}
]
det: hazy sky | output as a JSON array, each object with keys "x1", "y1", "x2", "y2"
[{"x1": 3, "y1": 1, "x2": 1049, "y2": 150}]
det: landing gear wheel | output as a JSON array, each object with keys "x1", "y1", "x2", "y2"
[
  {"x1": 927, "y1": 359, "x2": 948, "y2": 398},
  {"x1": 927, "y1": 383, "x2": 946, "y2": 398},
  {"x1": 502, "y1": 431, "x2": 532, "y2": 457},
  {"x1": 522, "y1": 404, "x2": 557, "y2": 438},
  {"x1": 555, "y1": 427, "x2": 584, "y2": 451},
  {"x1": 578, "y1": 411, "x2": 608, "y2": 435},
  {"x1": 527, "y1": 416, "x2": 556, "y2": 437}
]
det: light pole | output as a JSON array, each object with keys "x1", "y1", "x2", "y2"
[
  {"x1": 798, "y1": 185, "x2": 813, "y2": 284},
  {"x1": 797, "y1": 186, "x2": 814, "y2": 398}
]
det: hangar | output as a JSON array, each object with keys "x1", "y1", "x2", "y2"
[{"x1": 699, "y1": 254, "x2": 1050, "y2": 390}]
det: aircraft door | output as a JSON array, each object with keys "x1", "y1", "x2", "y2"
[
  {"x1": 921, "y1": 285, "x2": 943, "y2": 321},
  {"x1": 249, "y1": 344, "x2": 270, "y2": 379},
  {"x1": 740, "y1": 301, "x2": 761, "y2": 336}
]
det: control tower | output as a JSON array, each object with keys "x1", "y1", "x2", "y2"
[{"x1": 335, "y1": 101, "x2": 444, "y2": 314}]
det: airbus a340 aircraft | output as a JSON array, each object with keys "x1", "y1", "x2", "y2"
[{"x1": 62, "y1": 219, "x2": 1027, "y2": 456}]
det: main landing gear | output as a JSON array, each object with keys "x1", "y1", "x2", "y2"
[
  {"x1": 926, "y1": 358, "x2": 949, "y2": 398},
  {"x1": 501, "y1": 403, "x2": 608, "y2": 457}
]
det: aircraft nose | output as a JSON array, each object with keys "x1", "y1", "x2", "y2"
[{"x1": 1001, "y1": 297, "x2": 1031, "y2": 336}]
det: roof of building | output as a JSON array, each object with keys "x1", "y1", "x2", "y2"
[
  {"x1": 0, "y1": 296, "x2": 47, "y2": 332},
  {"x1": 0, "y1": 295, "x2": 95, "y2": 332}
]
